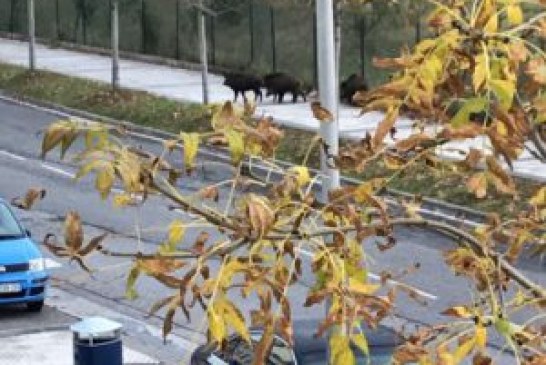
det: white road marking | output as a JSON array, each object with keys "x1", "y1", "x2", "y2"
[
  {"x1": 41, "y1": 163, "x2": 76, "y2": 179},
  {"x1": 298, "y1": 248, "x2": 438, "y2": 301},
  {"x1": 0, "y1": 150, "x2": 27, "y2": 161},
  {"x1": 44, "y1": 258, "x2": 62, "y2": 269}
]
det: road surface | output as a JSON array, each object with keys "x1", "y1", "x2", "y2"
[{"x1": 0, "y1": 99, "x2": 543, "y2": 363}]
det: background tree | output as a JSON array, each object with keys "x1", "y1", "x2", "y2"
[{"x1": 36, "y1": 1, "x2": 545, "y2": 364}]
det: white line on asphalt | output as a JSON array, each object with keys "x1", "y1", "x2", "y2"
[
  {"x1": 44, "y1": 258, "x2": 62, "y2": 269},
  {"x1": 0, "y1": 150, "x2": 27, "y2": 161},
  {"x1": 383, "y1": 196, "x2": 480, "y2": 228},
  {"x1": 41, "y1": 163, "x2": 76, "y2": 178},
  {"x1": 298, "y1": 248, "x2": 438, "y2": 301}
]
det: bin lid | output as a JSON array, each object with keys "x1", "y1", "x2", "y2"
[{"x1": 70, "y1": 317, "x2": 122, "y2": 337}]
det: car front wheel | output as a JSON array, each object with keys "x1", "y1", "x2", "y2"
[{"x1": 26, "y1": 300, "x2": 44, "y2": 312}]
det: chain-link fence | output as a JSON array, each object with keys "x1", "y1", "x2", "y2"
[{"x1": 0, "y1": 0, "x2": 424, "y2": 86}]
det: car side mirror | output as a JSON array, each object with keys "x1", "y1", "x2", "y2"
[{"x1": 25, "y1": 229, "x2": 31, "y2": 238}]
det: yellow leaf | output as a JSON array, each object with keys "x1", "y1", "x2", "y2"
[
  {"x1": 330, "y1": 334, "x2": 356, "y2": 365},
  {"x1": 473, "y1": 55, "x2": 487, "y2": 92},
  {"x1": 351, "y1": 333, "x2": 369, "y2": 356},
  {"x1": 41, "y1": 120, "x2": 76, "y2": 158},
  {"x1": 441, "y1": 306, "x2": 473, "y2": 319},
  {"x1": 484, "y1": 12, "x2": 498, "y2": 33},
  {"x1": 289, "y1": 166, "x2": 311, "y2": 187},
  {"x1": 165, "y1": 220, "x2": 185, "y2": 252},
  {"x1": 348, "y1": 277, "x2": 380, "y2": 295},
  {"x1": 453, "y1": 336, "x2": 476, "y2": 363},
  {"x1": 207, "y1": 306, "x2": 226, "y2": 343},
  {"x1": 96, "y1": 166, "x2": 115, "y2": 200},
  {"x1": 181, "y1": 132, "x2": 200, "y2": 171},
  {"x1": 438, "y1": 351, "x2": 455, "y2": 365},
  {"x1": 476, "y1": 325, "x2": 487, "y2": 348},
  {"x1": 225, "y1": 129, "x2": 245, "y2": 165},
  {"x1": 506, "y1": 4, "x2": 523, "y2": 25},
  {"x1": 530, "y1": 186, "x2": 546, "y2": 207},
  {"x1": 113, "y1": 193, "x2": 135, "y2": 208},
  {"x1": 496, "y1": 121, "x2": 508, "y2": 136},
  {"x1": 217, "y1": 298, "x2": 250, "y2": 343}
]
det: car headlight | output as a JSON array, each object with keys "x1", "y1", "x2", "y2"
[{"x1": 29, "y1": 258, "x2": 45, "y2": 272}]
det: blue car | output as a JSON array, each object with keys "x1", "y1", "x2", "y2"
[{"x1": 0, "y1": 199, "x2": 48, "y2": 312}]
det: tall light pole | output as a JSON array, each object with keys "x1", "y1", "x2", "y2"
[
  {"x1": 28, "y1": 0, "x2": 36, "y2": 71},
  {"x1": 316, "y1": 0, "x2": 340, "y2": 200},
  {"x1": 111, "y1": 0, "x2": 120, "y2": 90}
]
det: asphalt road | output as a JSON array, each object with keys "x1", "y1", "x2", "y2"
[{"x1": 0, "y1": 99, "x2": 544, "y2": 362}]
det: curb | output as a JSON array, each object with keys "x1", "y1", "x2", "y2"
[
  {"x1": 0, "y1": 92, "x2": 488, "y2": 227},
  {"x1": 0, "y1": 324, "x2": 72, "y2": 339}
]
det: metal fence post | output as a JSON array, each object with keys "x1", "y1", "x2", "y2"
[
  {"x1": 176, "y1": 0, "x2": 180, "y2": 59},
  {"x1": 270, "y1": 6, "x2": 276, "y2": 72},
  {"x1": 141, "y1": 0, "x2": 146, "y2": 53},
  {"x1": 9, "y1": 0, "x2": 15, "y2": 35},
  {"x1": 198, "y1": 1, "x2": 209, "y2": 104},
  {"x1": 312, "y1": 7, "x2": 318, "y2": 87},
  {"x1": 28, "y1": 0, "x2": 36, "y2": 71},
  {"x1": 111, "y1": 0, "x2": 120, "y2": 90},
  {"x1": 56, "y1": 0, "x2": 61, "y2": 40},
  {"x1": 82, "y1": 0, "x2": 87, "y2": 44},
  {"x1": 359, "y1": 15, "x2": 366, "y2": 77},
  {"x1": 209, "y1": 16, "x2": 216, "y2": 66},
  {"x1": 249, "y1": 0, "x2": 254, "y2": 64}
]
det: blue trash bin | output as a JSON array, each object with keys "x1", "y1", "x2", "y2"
[{"x1": 71, "y1": 317, "x2": 123, "y2": 365}]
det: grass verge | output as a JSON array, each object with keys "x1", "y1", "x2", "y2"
[{"x1": 0, "y1": 62, "x2": 542, "y2": 217}]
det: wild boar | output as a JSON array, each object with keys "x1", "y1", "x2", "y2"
[{"x1": 223, "y1": 73, "x2": 263, "y2": 102}]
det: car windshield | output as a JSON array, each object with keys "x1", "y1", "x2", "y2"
[{"x1": 0, "y1": 203, "x2": 24, "y2": 238}]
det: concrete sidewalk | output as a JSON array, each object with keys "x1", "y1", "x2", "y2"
[
  {"x1": 0, "y1": 330, "x2": 159, "y2": 364},
  {"x1": 0, "y1": 37, "x2": 544, "y2": 181}
]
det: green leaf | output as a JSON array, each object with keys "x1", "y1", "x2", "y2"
[
  {"x1": 125, "y1": 264, "x2": 140, "y2": 300},
  {"x1": 450, "y1": 98, "x2": 487, "y2": 128},
  {"x1": 490, "y1": 79, "x2": 515, "y2": 111}
]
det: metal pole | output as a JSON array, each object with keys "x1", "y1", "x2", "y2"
[
  {"x1": 111, "y1": 0, "x2": 119, "y2": 90},
  {"x1": 312, "y1": 7, "x2": 318, "y2": 88},
  {"x1": 176, "y1": 0, "x2": 180, "y2": 59},
  {"x1": 198, "y1": 2, "x2": 209, "y2": 104},
  {"x1": 270, "y1": 6, "x2": 276, "y2": 71},
  {"x1": 359, "y1": 15, "x2": 366, "y2": 77},
  {"x1": 210, "y1": 15, "x2": 216, "y2": 65},
  {"x1": 56, "y1": 0, "x2": 61, "y2": 40},
  {"x1": 28, "y1": 0, "x2": 35, "y2": 71},
  {"x1": 316, "y1": 0, "x2": 339, "y2": 199},
  {"x1": 141, "y1": 0, "x2": 146, "y2": 53},
  {"x1": 82, "y1": 0, "x2": 87, "y2": 44},
  {"x1": 249, "y1": 0, "x2": 254, "y2": 64}
]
